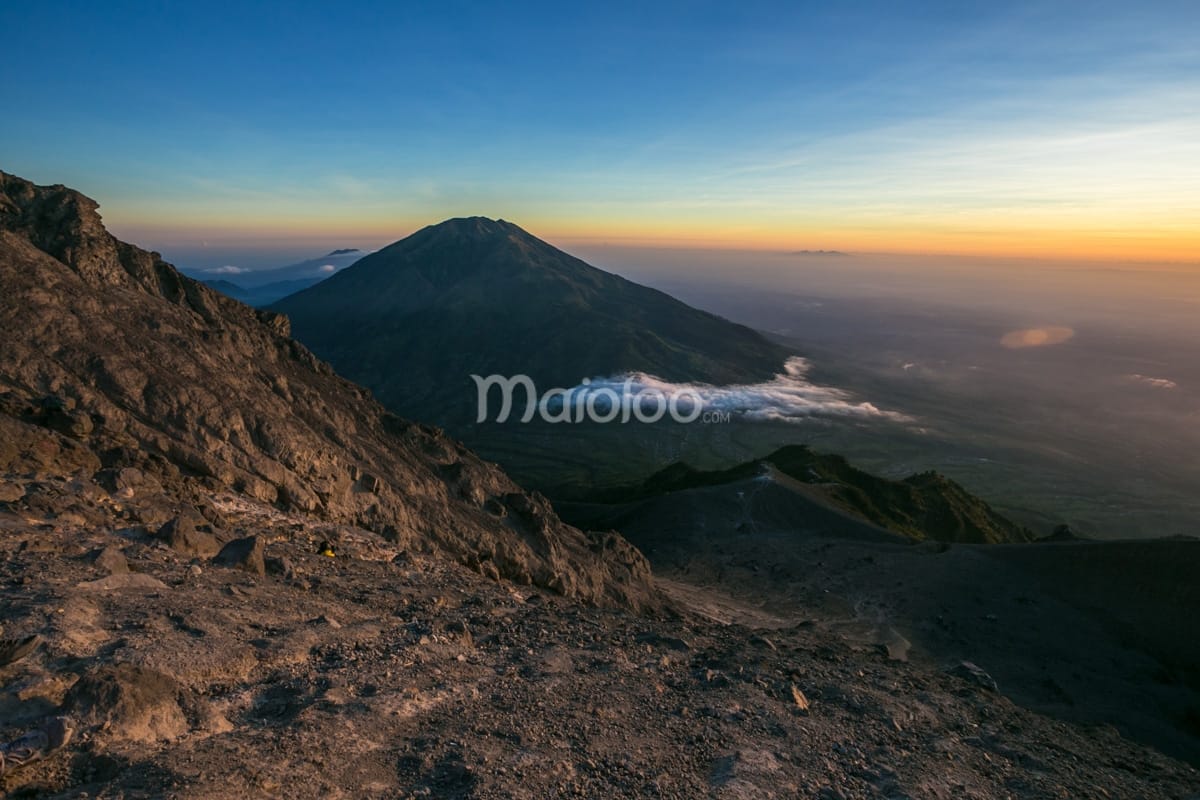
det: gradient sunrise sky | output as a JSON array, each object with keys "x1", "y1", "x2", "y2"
[{"x1": 2, "y1": 1, "x2": 1197, "y2": 266}]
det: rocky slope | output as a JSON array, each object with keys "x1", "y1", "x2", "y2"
[
  {"x1": 561, "y1": 467, "x2": 1200, "y2": 766},
  {"x1": 1, "y1": 488, "x2": 1197, "y2": 798},
  {"x1": 0, "y1": 171, "x2": 654, "y2": 609}
]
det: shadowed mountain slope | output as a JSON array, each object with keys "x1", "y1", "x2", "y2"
[
  {"x1": 202, "y1": 277, "x2": 327, "y2": 308},
  {"x1": 272, "y1": 217, "x2": 794, "y2": 425},
  {"x1": 583, "y1": 445, "x2": 1034, "y2": 544}
]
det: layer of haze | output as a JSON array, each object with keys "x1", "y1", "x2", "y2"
[
  {"x1": 578, "y1": 247, "x2": 1200, "y2": 539},
  {"x1": 570, "y1": 246, "x2": 1200, "y2": 337}
]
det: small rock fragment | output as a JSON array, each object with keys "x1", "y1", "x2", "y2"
[
  {"x1": 0, "y1": 481, "x2": 25, "y2": 504},
  {"x1": 265, "y1": 555, "x2": 297, "y2": 579},
  {"x1": 749, "y1": 635, "x2": 777, "y2": 652}
]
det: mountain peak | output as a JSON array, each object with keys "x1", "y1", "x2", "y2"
[
  {"x1": 0, "y1": 171, "x2": 239, "y2": 310},
  {"x1": 338, "y1": 216, "x2": 555, "y2": 286},
  {"x1": 420, "y1": 216, "x2": 525, "y2": 241},
  {"x1": 0, "y1": 171, "x2": 117, "y2": 279}
]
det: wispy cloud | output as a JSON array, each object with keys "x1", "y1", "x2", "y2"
[
  {"x1": 1128, "y1": 374, "x2": 1178, "y2": 390},
  {"x1": 584, "y1": 357, "x2": 910, "y2": 423}
]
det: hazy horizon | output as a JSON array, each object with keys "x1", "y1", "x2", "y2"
[
  {"x1": 113, "y1": 221, "x2": 1200, "y2": 278},
  {"x1": 155, "y1": 230, "x2": 1200, "y2": 338}
]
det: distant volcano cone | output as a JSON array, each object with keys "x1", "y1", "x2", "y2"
[{"x1": 272, "y1": 217, "x2": 794, "y2": 426}]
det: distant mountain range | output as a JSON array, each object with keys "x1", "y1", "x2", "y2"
[
  {"x1": 198, "y1": 248, "x2": 365, "y2": 306},
  {"x1": 272, "y1": 217, "x2": 795, "y2": 426}
]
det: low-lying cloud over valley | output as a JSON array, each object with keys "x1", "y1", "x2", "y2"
[{"x1": 583, "y1": 357, "x2": 911, "y2": 424}]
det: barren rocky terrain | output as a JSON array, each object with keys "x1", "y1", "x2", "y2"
[
  {"x1": 563, "y1": 468, "x2": 1200, "y2": 767},
  {"x1": 2, "y1": 482, "x2": 1198, "y2": 799}
]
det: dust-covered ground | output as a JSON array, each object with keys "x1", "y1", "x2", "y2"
[
  {"x1": 2, "y1": 477, "x2": 1198, "y2": 799},
  {"x1": 561, "y1": 469, "x2": 1200, "y2": 769}
]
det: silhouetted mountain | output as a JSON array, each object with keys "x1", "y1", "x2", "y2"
[
  {"x1": 272, "y1": 217, "x2": 794, "y2": 426},
  {"x1": 0, "y1": 171, "x2": 653, "y2": 607}
]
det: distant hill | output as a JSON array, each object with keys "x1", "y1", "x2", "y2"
[
  {"x1": 229, "y1": 249, "x2": 364, "y2": 288},
  {"x1": 202, "y1": 278, "x2": 247, "y2": 296},
  {"x1": 203, "y1": 276, "x2": 334, "y2": 307},
  {"x1": 272, "y1": 217, "x2": 794, "y2": 426},
  {"x1": 584, "y1": 444, "x2": 1034, "y2": 544}
]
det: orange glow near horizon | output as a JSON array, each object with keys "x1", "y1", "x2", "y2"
[{"x1": 110, "y1": 209, "x2": 1200, "y2": 268}]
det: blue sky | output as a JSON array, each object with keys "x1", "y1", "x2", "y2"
[{"x1": 2, "y1": 1, "x2": 1197, "y2": 268}]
